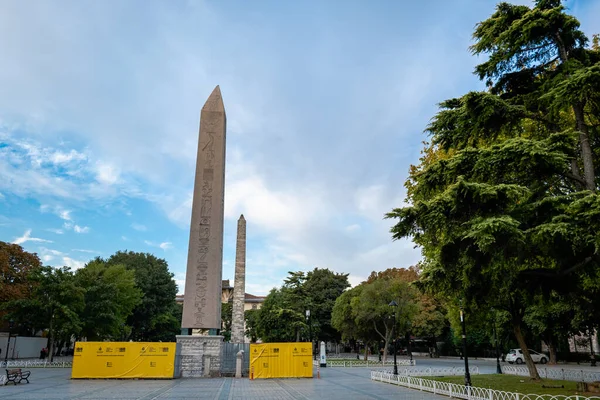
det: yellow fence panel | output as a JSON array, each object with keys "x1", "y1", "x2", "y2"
[
  {"x1": 72, "y1": 342, "x2": 176, "y2": 379},
  {"x1": 250, "y1": 342, "x2": 312, "y2": 379}
]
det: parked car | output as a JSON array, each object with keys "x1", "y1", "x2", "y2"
[{"x1": 505, "y1": 348, "x2": 548, "y2": 364}]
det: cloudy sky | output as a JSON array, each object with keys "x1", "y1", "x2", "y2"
[{"x1": 1, "y1": 0, "x2": 598, "y2": 295}]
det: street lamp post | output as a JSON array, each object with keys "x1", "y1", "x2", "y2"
[
  {"x1": 460, "y1": 303, "x2": 472, "y2": 386},
  {"x1": 491, "y1": 308, "x2": 502, "y2": 374},
  {"x1": 407, "y1": 331, "x2": 413, "y2": 363},
  {"x1": 389, "y1": 300, "x2": 398, "y2": 375},
  {"x1": 306, "y1": 310, "x2": 314, "y2": 360},
  {"x1": 4, "y1": 320, "x2": 14, "y2": 363}
]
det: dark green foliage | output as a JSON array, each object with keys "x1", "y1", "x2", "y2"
[
  {"x1": 221, "y1": 302, "x2": 233, "y2": 342},
  {"x1": 74, "y1": 259, "x2": 142, "y2": 341},
  {"x1": 253, "y1": 268, "x2": 350, "y2": 343},
  {"x1": 244, "y1": 309, "x2": 260, "y2": 343},
  {"x1": 387, "y1": 0, "x2": 599, "y2": 378},
  {"x1": 105, "y1": 251, "x2": 179, "y2": 341}
]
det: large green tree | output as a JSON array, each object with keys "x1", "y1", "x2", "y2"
[
  {"x1": 105, "y1": 251, "x2": 179, "y2": 341},
  {"x1": 331, "y1": 269, "x2": 421, "y2": 361},
  {"x1": 6, "y1": 266, "x2": 85, "y2": 361},
  {"x1": 74, "y1": 259, "x2": 142, "y2": 341},
  {"x1": 387, "y1": 0, "x2": 599, "y2": 379},
  {"x1": 254, "y1": 268, "x2": 349, "y2": 344},
  {"x1": 255, "y1": 287, "x2": 306, "y2": 342}
]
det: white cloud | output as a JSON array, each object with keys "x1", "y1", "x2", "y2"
[
  {"x1": 73, "y1": 225, "x2": 90, "y2": 233},
  {"x1": 46, "y1": 228, "x2": 64, "y2": 234},
  {"x1": 121, "y1": 236, "x2": 128, "y2": 241},
  {"x1": 144, "y1": 240, "x2": 173, "y2": 251},
  {"x1": 345, "y1": 224, "x2": 361, "y2": 232},
  {"x1": 62, "y1": 256, "x2": 86, "y2": 270},
  {"x1": 0, "y1": 192, "x2": 4, "y2": 200},
  {"x1": 95, "y1": 162, "x2": 120, "y2": 185},
  {"x1": 38, "y1": 247, "x2": 65, "y2": 263},
  {"x1": 12, "y1": 229, "x2": 53, "y2": 245},
  {"x1": 72, "y1": 249, "x2": 98, "y2": 254},
  {"x1": 59, "y1": 210, "x2": 72, "y2": 221},
  {"x1": 131, "y1": 223, "x2": 147, "y2": 231},
  {"x1": 51, "y1": 149, "x2": 86, "y2": 164},
  {"x1": 159, "y1": 242, "x2": 172, "y2": 250}
]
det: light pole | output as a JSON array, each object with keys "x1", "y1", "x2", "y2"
[
  {"x1": 460, "y1": 302, "x2": 471, "y2": 386},
  {"x1": 4, "y1": 320, "x2": 14, "y2": 363},
  {"x1": 306, "y1": 310, "x2": 314, "y2": 360},
  {"x1": 491, "y1": 308, "x2": 502, "y2": 374},
  {"x1": 389, "y1": 300, "x2": 398, "y2": 375}
]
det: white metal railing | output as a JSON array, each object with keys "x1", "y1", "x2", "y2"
[
  {"x1": 384, "y1": 366, "x2": 479, "y2": 377},
  {"x1": 0, "y1": 360, "x2": 73, "y2": 369},
  {"x1": 371, "y1": 370, "x2": 600, "y2": 400},
  {"x1": 502, "y1": 365, "x2": 600, "y2": 383},
  {"x1": 317, "y1": 359, "x2": 416, "y2": 367}
]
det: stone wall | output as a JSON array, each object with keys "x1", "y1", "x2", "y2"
[{"x1": 176, "y1": 335, "x2": 223, "y2": 377}]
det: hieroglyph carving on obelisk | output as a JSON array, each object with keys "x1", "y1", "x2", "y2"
[
  {"x1": 231, "y1": 214, "x2": 246, "y2": 343},
  {"x1": 181, "y1": 86, "x2": 226, "y2": 330}
]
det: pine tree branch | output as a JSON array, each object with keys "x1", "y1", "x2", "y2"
[
  {"x1": 520, "y1": 256, "x2": 597, "y2": 278},
  {"x1": 560, "y1": 170, "x2": 587, "y2": 187}
]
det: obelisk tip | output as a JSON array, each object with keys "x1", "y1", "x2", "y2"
[{"x1": 202, "y1": 85, "x2": 225, "y2": 113}]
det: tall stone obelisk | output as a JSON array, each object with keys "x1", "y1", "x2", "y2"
[
  {"x1": 231, "y1": 215, "x2": 246, "y2": 343},
  {"x1": 181, "y1": 86, "x2": 226, "y2": 332}
]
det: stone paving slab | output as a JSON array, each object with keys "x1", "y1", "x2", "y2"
[{"x1": 0, "y1": 367, "x2": 442, "y2": 400}]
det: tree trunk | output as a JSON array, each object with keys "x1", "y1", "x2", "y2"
[
  {"x1": 554, "y1": 33, "x2": 596, "y2": 192},
  {"x1": 512, "y1": 320, "x2": 540, "y2": 379},
  {"x1": 547, "y1": 338, "x2": 558, "y2": 365},
  {"x1": 572, "y1": 103, "x2": 596, "y2": 191},
  {"x1": 383, "y1": 338, "x2": 389, "y2": 363},
  {"x1": 48, "y1": 313, "x2": 55, "y2": 363}
]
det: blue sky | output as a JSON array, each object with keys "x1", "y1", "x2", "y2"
[{"x1": 1, "y1": 0, "x2": 599, "y2": 295}]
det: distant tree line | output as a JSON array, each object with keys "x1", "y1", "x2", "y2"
[{"x1": 0, "y1": 242, "x2": 181, "y2": 361}]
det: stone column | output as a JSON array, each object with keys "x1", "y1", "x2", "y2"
[
  {"x1": 231, "y1": 215, "x2": 246, "y2": 343},
  {"x1": 181, "y1": 85, "x2": 226, "y2": 331}
]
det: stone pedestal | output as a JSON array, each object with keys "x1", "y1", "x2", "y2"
[{"x1": 176, "y1": 335, "x2": 223, "y2": 377}]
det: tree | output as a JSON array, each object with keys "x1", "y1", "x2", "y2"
[
  {"x1": 253, "y1": 268, "x2": 349, "y2": 343},
  {"x1": 74, "y1": 259, "x2": 142, "y2": 341},
  {"x1": 105, "y1": 251, "x2": 179, "y2": 341},
  {"x1": 0, "y1": 242, "x2": 41, "y2": 307},
  {"x1": 331, "y1": 271, "x2": 421, "y2": 361},
  {"x1": 244, "y1": 309, "x2": 260, "y2": 343},
  {"x1": 386, "y1": 0, "x2": 600, "y2": 379},
  {"x1": 302, "y1": 268, "x2": 350, "y2": 343},
  {"x1": 411, "y1": 294, "x2": 448, "y2": 356},
  {"x1": 255, "y1": 288, "x2": 306, "y2": 342},
  {"x1": 221, "y1": 302, "x2": 233, "y2": 342},
  {"x1": 6, "y1": 266, "x2": 84, "y2": 361},
  {"x1": 356, "y1": 277, "x2": 419, "y2": 361}
]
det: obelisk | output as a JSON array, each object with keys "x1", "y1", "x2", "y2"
[
  {"x1": 181, "y1": 86, "x2": 226, "y2": 332},
  {"x1": 231, "y1": 215, "x2": 246, "y2": 343}
]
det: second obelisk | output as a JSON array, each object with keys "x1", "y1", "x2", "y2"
[
  {"x1": 181, "y1": 86, "x2": 226, "y2": 332},
  {"x1": 231, "y1": 215, "x2": 246, "y2": 343}
]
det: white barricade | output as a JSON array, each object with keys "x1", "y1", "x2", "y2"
[
  {"x1": 371, "y1": 370, "x2": 600, "y2": 400},
  {"x1": 502, "y1": 365, "x2": 600, "y2": 383}
]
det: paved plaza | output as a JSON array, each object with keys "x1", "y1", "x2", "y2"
[
  {"x1": 3, "y1": 358, "x2": 599, "y2": 399},
  {"x1": 0, "y1": 367, "x2": 439, "y2": 400}
]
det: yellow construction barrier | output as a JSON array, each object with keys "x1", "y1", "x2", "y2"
[
  {"x1": 249, "y1": 342, "x2": 312, "y2": 379},
  {"x1": 71, "y1": 342, "x2": 176, "y2": 379}
]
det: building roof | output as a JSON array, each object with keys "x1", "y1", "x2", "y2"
[{"x1": 176, "y1": 292, "x2": 265, "y2": 303}]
